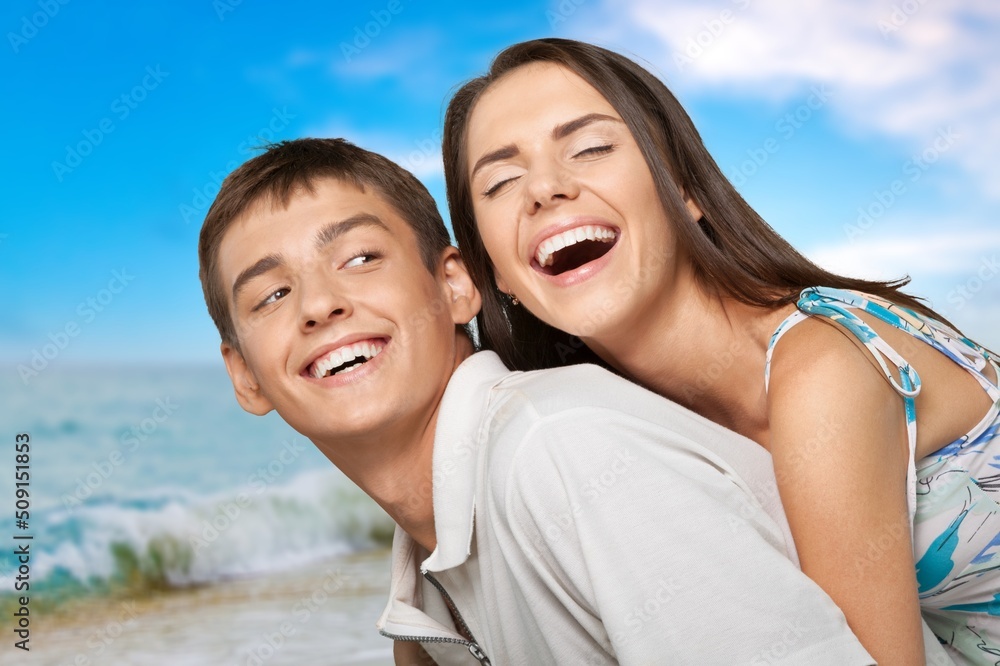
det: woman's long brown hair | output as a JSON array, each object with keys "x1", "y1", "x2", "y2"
[{"x1": 444, "y1": 38, "x2": 949, "y2": 372}]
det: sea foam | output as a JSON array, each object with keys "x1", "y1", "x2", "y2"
[{"x1": 1, "y1": 467, "x2": 394, "y2": 601}]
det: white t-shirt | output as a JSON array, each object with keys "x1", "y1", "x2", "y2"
[{"x1": 378, "y1": 352, "x2": 878, "y2": 664}]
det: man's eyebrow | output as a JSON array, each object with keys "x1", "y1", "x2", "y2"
[
  {"x1": 470, "y1": 113, "x2": 623, "y2": 181},
  {"x1": 552, "y1": 113, "x2": 622, "y2": 140},
  {"x1": 232, "y1": 254, "x2": 283, "y2": 304},
  {"x1": 314, "y1": 213, "x2": 390, "y2": 250}
]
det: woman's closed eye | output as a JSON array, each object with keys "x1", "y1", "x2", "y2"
[
  {"x1": 572, "y1": 143, "x2": 615, "y2": 159},
  {"x1": 483, "y1": 175, "x2": 521, "y2": 198},
  {"x1": 480, "y1": 144, "x2": 615, "y2": 198}
]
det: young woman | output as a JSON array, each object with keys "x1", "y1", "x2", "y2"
[{"x1": 443, "y1": 38, "x2": 1000, "y2": 665}]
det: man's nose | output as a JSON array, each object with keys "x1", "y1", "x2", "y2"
[{"x1": 297, "y1": 279, "x2": 353, "y2": 332}]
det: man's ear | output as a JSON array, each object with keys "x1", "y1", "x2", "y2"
[
  {"x1": 439, "y1": 246, "x2": 482, "y2": 325},
  {"x1": 221, "y1": 342, "x2": 274, "y2": 416}
]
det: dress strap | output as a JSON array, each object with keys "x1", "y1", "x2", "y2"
[
  {"x1": 764, "y1": 310, "x2": 809, "y2": 393},
  {"x1": 805, "y1": 288, "x2": 1000, "y2": 401},
  {"x1": 764, "y1": 294, "x2": 922, "y2": 402},
  {"x1": 794, "y1": 289, "x2": 923, "y2": 403}
]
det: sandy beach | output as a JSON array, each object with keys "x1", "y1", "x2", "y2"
[{"x1": 7, "y1": 548, "x2": 395, "y2": 666}]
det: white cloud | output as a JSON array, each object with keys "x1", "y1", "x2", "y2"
[
  {"x1": 584, "y1": 0, "x2": 1000, "y2": 197},
  {"x1": 806, "y1": 227, "x2": 1000, "y2": 280},
  {"x1": 328, "y1": 25, "x2": 444, "y2": 83},
  {"x1": 280, "y1": 26, "x2": 452, "y2": 103},
  {"x1": 302, "y1": 120, "x2": 443, "y2": 181},
  {"x1": 805, "y1": 225, "x2": 1000, "y2": 346}
]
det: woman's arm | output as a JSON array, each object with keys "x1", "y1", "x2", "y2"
[{"x1": 767, "y1": 318, "x2": 925, "y2": 666}]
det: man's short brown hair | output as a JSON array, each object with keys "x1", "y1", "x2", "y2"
[{"x1": 198, "y1": 138, "x2": 451, "y2": 350}]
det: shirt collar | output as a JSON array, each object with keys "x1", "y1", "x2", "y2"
[
  {"x1": 376, "y1": 351, "x2": 512, "y2": 637},
  {"x1": 422, "y1": 350, "x2": 511, "y2": 572}
]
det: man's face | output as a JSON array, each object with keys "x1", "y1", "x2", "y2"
[{"x1": 217, "y1": 177, "x2": 475, "y2": 443}]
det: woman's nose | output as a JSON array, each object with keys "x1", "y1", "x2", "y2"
[{"x1": 523, "y1": 160, "x2": 580, "y2": 215}]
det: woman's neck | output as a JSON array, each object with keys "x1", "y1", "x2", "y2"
[{"x1": 584, "y1": 285, "x2": 795, "y2": 445}]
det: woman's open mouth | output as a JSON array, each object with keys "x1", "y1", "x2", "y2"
[{"x1": 531, "y1": 224, "x2": 619, "y2": 276}]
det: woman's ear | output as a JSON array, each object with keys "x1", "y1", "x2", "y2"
[
  {"x1": 681, "y1": 190, "x2": 704, "y2": 222},
  {"x1": 494, "y1": 272, "x2": 510, "y2": 296},
  {"x1": 439, "y1": 246, "x2": 482, "y2": 325},
  {"x1": 221, "y1": 343, "x2": 274, "y2": 416}
]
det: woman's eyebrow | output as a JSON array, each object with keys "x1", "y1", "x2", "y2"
[
  {"x1": 551, "y1": 113, "x2": 622, "y2": 140},
  {"x1": 471, "y1": 145, "x2": 519, "y2": 181}
]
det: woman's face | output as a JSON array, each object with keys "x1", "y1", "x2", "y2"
[{"x1": 466, "y1": 62, "x2": 700, "y2": 341}]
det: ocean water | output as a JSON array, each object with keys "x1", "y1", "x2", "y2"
[{"x1": 0, "y1": 364, "x2": 396, "y2": 664}]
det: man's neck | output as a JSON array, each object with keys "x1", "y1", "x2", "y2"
[{"x1": 311, "y1": 333, "x2": 475, "y2": 553}]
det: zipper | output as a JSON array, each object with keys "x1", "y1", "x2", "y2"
[
  {"x1": 378, "y1": 571, "x2": 492, "y2": 665},
  {"x1": 379, "y1": 629, "x2": 491, "y2": 663}
]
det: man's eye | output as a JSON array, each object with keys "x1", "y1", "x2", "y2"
[
  {"x1": 573, "y1": 144, "x2": 614, "y2": 158},
  {"x1": 343, "y1": 252, "x2": 381, "y2": 269},
  {"x1": 255, "y1": 288, "x2": 289, "y2": 311}
]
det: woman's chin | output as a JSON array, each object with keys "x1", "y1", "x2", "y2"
[{"x1": 541, "y1": 297, "x2": 629, "y2": 343}]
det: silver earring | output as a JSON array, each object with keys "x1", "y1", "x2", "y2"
[{"x1": 510, "y1": 294, "x2": 520, "y2": 306}]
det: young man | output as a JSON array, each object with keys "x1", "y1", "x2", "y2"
[{"x1": 198, "y1": 138, "x2": 878, "y2": 664}]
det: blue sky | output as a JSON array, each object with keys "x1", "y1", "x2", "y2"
[{"x1": 3, "y1": 0, "x2": 998, "y2": 369}]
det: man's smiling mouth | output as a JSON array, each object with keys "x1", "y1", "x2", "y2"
[
  {"x1": 308, "y1": 339, "x2": 386, "y2": 379},
  {"x1": 533, "y1": 225, "x2": 618, "y2": 276}
]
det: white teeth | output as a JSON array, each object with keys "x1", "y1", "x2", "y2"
[
  {"x1": 534, "y1": 225, "x2": 617, "y2": 268},
  {"x1": 312, "y1": 351, "x2": 342, "y2": 378},
  {"x1": 310, "y1": 340, "x2": 385, "y2": 379}
]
